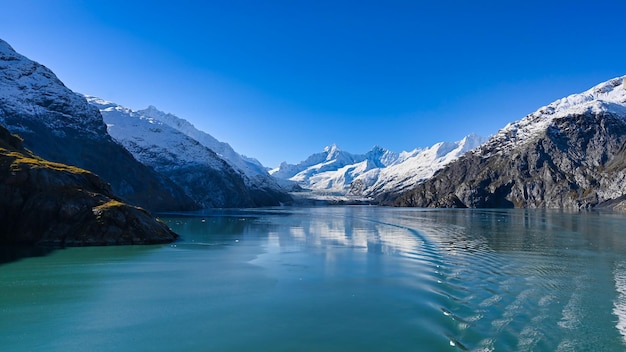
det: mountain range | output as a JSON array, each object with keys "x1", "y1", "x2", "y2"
[
  {"x1": 87, "y1": 97, "x2": 291, "y2": 208},
  {"x1": 270, "y1": 134, "x2": 487, "y2": 200},
  {"x1": 0, "y1": 39, "x2": 195, "y2": 212},
  {"x1": 0, "y1": 109, "x2": 177, "y2": 245},
  {"x1": 387, "y1": 76, "x2": 626, "y2": 210},
  {"x1": 2, "y1": 34, "x2": 626, "y2": 247}
]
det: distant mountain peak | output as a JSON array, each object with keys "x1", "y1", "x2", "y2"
[
  {"x1": 323, "y1": 143, "x2": 338, "y2": 152},
  {"x1": 271, "y1": 134, "x2": 486, "y2": 197},
  {"x1": 323, "y1": 144, "x2": 341, "y2": 159}
]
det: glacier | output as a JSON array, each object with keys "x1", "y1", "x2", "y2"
[{"x1": 270, "y1": 134, "x2": 487, "y2": 200}]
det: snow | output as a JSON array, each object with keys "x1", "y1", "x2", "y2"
[
  {"x1": 270, "y1": 144, "x2": 399, "y2": 193},
  {"x1": 352, "y1": 133, "x2": 487, "y2": 196},
  {"x1": 0, "y1": 39, "x2": 105, "y2": 136},
  {"x1": 483, "y1": 76, "x2": 626, "y2": 156},
  {"x1": 87, "y1": 96, "x2": 285, "y2": 192},
  {"x1": 86, "y1": 96, "x2": 227, "y2": 170},
  {"x1": 271, "y1": 134, "x2": 487, "y2": 197},
  {"x1": 137, "y1": 105, "x2": 274, "y2": 185}
]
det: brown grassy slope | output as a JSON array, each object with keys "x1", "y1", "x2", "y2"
[{"x1": 0, "y1": 125, "x2": 178, "y2": 246}]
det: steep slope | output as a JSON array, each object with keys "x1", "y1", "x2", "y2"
[
  {"x1": 270, "y1": 144, "x2": 398, "y2": 193},
  {"x1": 270, "y1": 136, "x2": 485, "y2": 198},
  {"x1": 139, "y1": 106, "x2": 268, "y2": 176},
  {"x1": 0, "y1": 124, "x2": 177, "y2": 246},
  {"x1": 0, "y1": 38, "x2": 195, "y2": 212},
  {"x1": 88, "y1": 97, "x2": 291, "y2": 207},
  {"x1": 349, "y1": 134, "x2": 487, "y2": 197},
  {"x1": 136, "y1": 105, "x2": 291, "y2": 206},
  {"x1": 388, "y1": 76, "x2": 626, "y2": 210}
]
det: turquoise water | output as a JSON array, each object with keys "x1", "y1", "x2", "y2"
[{"x1": 2, "y1": 207, "x2": 626, "y2": 351}]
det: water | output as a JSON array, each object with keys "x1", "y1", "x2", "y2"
[{"x1": 2, "y1": 207, "x2": 626, "y2": 351}]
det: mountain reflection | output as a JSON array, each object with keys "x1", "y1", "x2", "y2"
[
  {"x1": 270, "y1": 208, "x2": 422, "y2": 257},
  {"x1": 167, "y1": 207, "x2": 626, "y2": 259}
]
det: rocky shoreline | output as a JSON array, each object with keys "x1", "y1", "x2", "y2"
[{"x1": 0, "y1": 124, "x2": 177, "y2": 246}]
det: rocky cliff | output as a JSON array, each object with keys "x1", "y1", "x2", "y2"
[
  {"x1": 0, "y1": 39, "x2": 196, "y2": 211},
  {"x1": 386, "y1": 76, "x2": 626, "y2": 210},
  {"x1": 0, "y1": 124, "x2": 178, "y2": 246},
  {"x1": 88, "y1": 97, "x2": 292, "y2": 207}
]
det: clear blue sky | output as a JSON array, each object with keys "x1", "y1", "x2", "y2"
[{"x1": 2, "y1": 0, "x2": 625, "y2": 167}]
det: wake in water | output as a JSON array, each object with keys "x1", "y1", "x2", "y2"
[
  {"x1": 613, "y1": 261, "x2": 626, "y2": 344},
  {"x1": 362, "y1": 209, "x2": 626, "y2": 351},
  {"x1": 5, "y1": 207, "x2": 625, "y2": 351}
]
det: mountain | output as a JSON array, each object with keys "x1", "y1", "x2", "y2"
[
  {"x1": 387, "y1": 76, "x2": 626, "y2": 210},
  {"x1": 270, "y1": 136, "x2": 486, "y2": 198},
  {"x1": 349, "y1": 134, "x2": 487, "y2": 197},
  {"x1": 0, "y1": 123, "x2": 177, "y2": 246},
  {"x1": 88, "y1": 97, "x2": 292, "y2": 208},
  {"x1": 0, "y1": 38, "x2": 195, "y2": 212},
  {"x1": 270, "y1": 144, "x2": 398, "y2": 194},
  {"x1": 136, "y1": 105, "x2": 291, "y2": 205}
]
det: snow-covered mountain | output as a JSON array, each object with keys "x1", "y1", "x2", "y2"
[
  {"x1": 349, "y1": 134, "x2": 487, "y2": 196},
  {"x1": 390, "y1": 75, "x2": 626, "y2": 209},
  {"x1": 0, "y1": 38, "x2": 196, "y2": 211},
  {"x1": 270, "y1": 144, "x2": 396, "y2": 193},
  {"x1": 88, "y1": 97, "x2": 291, "y2": 208},
  {"x1": 137, "y1": 105, "x2": 273, "y2": 188},
  {"x1": 483, "y1": 76, "x2": 626, "y2": 157},
  {"x1": 270, "y1": 135, "x2": 486, "y2": 198}
]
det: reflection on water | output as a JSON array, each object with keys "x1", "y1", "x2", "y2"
[{"x1": 1, "y1": 207, "x2": 626, "y2": 351}]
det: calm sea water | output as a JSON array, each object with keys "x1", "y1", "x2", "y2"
[{"x1": 2, "y1": 207, "x2": 626, "y2": 351}]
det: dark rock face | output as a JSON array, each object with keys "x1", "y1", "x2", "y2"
[
  {"x1": 0, "y1": 125, "x2": 178, "y2": 246},
  {"x1": 89, "y1": 98, "x2": 292, "y2": 208},
  {"x1": 386, "y1": 110, "x2": 626, "y2": 209},
  {"x1": 113, "y1": 132, "x2": 291, "y2": 208},
  {"x1": 0, "y1": 39, "x2": 196, "y2": 212},
  {"x1": 159, "y1": 163, "x2": 294, "y2": 208},
  {"x1": 164, "y1": 164, "x2": 255, "y2": 208}
]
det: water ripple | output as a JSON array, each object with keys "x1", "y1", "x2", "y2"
[{"x1": 613, "y1": 261, "x2": 626, "y2": 344}]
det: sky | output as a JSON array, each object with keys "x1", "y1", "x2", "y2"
[{"x1": 2, "y1": 0, "x2": 625, "y2": 167}]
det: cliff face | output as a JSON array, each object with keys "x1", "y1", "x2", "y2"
[
  {"x1": 0, "y1": 124, "x2": 178, "y2": 246},
  {"x1": 386, "y1": 77, "x2": 626, "y2": 210},
  {"x1": 88, "y1": 97, "x2": 292, "y2": 208},
  {"x1": 0, "y1": 39, "x2": 196, "y2": 212}
]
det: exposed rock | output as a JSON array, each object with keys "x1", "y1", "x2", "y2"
[
  {"x1": 0, "y1": 124, "x2": 178, "y2": 246},
  {"x1": 386, "y1": 77, "x2": 626, "y2": 209},
  {"x1": 270, "y1": 135, "x2": 486, "y2": 199},
  {"x1": 0, "y1": 38, "x2": 196, "y2": 212},
  {"x1": 87, "y1": 97, "x2": 292, "y2": 208}
]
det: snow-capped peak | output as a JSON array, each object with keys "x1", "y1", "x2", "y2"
[
  {"x1": 324, "y1": 143, "x2": 339, "y2": 153},
  {"x1": 0, "y1": 39, "x2": 16, "y2": 55},
  {"x1": 485, "y1": 76, "x2": 626, "y2": 156},
  {"x1": 538, "y1": 76, "x2": 626, "y2": 118},
  {"x1": 271, "y1": 134, "x2": 486, "y2": 197},
  {"x1": 0, "y1": 39, "x2": 106, "y2": 137},
  {"x1": 136, "y1": 105, "x2": 268, "y2": 175},
  {"x1": 140, "y1": 105, "x2": 196, "y2": 131},
  {"x1": 87, "y1": 97, "x2": 284, "y2": 195}
]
